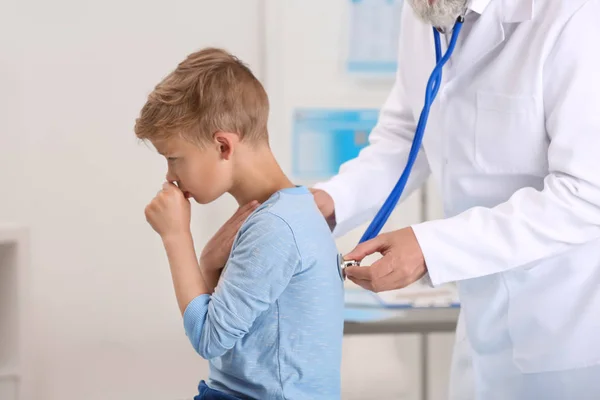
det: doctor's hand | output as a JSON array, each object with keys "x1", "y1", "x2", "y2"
[
  {"x1": 310, "y1": 188, "x2": 336, "y2": 230},
  {"x1": 145, "y1": 182, "x2": 191, "y2": 240},
  {"x1": 199, "y1": 200, "x2": 260, "y2": 272},
  {"x1": 344, "y1": 227, "x2": 427, "y2": 293}
]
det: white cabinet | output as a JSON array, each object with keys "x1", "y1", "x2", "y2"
[{"x1": 0, "y1": 374, "x2": 19, "y2": 400}]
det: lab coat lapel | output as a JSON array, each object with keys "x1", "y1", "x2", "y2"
[
  {"x1": 453, "y1": 3, "x2": 505, "y2": 76},
  {"x1": 501, "y1": 0, "x2": 535, "y2": 24},
  {"x1": 452, "y1": 0, "x2": 535, "y2": 76}
]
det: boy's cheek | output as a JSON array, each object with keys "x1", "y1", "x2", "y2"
[
  {"x1": 190, "y1": 192, "x2": 211, "y2": 205},
  {"x1": 193, "y1": 186, "x2": 225, "y2": 205}
]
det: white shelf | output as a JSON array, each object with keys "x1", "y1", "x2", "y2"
[
  {"x1": 0, "y1": 226, "x2": 28, "y2": 400},
  {"x1": 0, "y1": 367, "x2": 19, "y2": 380},
  {"x1": 0, "y1": 226, "x2": 27, "y2": 245},
  {"x1": 0, "y1": 369, "x2": 19, "y2": 400}
]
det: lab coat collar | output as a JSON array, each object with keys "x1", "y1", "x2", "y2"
[
  {"x1": 450, "y1": 0, "x2": 534, "y2": 77},
  {"x1": 468, "y1": 0, "x2": 492, "y2": 15},
  {"x1": 468, "y1": 0, "x2": 535, "y2": 22},
  {"x1": 500, "y1": 0, "x2": 535, "y2": 23}
]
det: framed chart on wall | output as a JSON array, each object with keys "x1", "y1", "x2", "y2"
[
  {"x1": 346, "y1": 0, "x2": 404, "y2": 77},
  {"x1": 291, "y1": 108, "x2": 378, "y2": 180}
]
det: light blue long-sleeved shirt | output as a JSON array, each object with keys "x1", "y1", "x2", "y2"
[{"x1": 183, "y1": 186, "x2": 344, "y2": 400}]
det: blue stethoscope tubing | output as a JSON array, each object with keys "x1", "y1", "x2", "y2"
[{"x1": 359, "y1": 17, "x2": 465, "y2": 244}]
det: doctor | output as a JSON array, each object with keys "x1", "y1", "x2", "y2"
[{"x1": 312, "y1": 0, "x2": 600, "y2": 399}]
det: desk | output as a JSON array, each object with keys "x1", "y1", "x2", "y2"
[{"x1": 344, "y1": 304, "x2": 459, "y2": 400}]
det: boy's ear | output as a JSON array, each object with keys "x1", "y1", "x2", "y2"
[{"x1": 214, "y1": 132, "x2": 240, "y2": 160}]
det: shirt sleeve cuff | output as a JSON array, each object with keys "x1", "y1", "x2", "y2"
[{"x1": 183, "y1": 294, "x2": 211, "y2": 341}]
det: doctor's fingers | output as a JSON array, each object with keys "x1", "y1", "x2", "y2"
[
  {"x1": 346, "y1": 262, "x2": 393, "y2": 288},
  {"x1": 344, "y1": 234, "x2": 391, "y2": 262},
  {"x1": 347, "y1": 272, "x2": 399, "y2": 293},
  {"x1": 348, "y1": 257, "x2": 415, "y2": 292},
  {"x1": 349, "y1": 270, "x2": 408, "y2": 293},
  {"x1": 347, "y1": 276, "x2": 375, "y2": 292}
]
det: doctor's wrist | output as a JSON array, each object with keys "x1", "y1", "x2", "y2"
[{"x1": 310, "y1": 188, "x2": 336, "y2": 229}]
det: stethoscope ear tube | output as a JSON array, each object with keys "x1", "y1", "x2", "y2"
[{"x1": 357, "y1": 18, "x2": 465, "y2": 245}]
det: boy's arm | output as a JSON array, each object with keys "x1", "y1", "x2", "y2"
[
  {"x1": 184, "y1": 212, "x2": 300, "y2": 359},
  {"x1": 163, "y1": 233, "x2": 209, "y2": 315},
  {"x1": 144, "y1": 182, "x2": 210, "y2": 315}
]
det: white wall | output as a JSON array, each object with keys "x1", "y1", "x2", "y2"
[
  {"x1": 0, "y1": 0, "x2": 455, "y2": 399},
  {"x1": 0, "y1": 1, "x2": 261, "y2": 399}
]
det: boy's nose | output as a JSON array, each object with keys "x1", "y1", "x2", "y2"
[{"x1": 165, "y1": 170, "x2": 177, "y2": 183}]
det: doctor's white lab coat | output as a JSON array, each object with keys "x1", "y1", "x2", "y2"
[{"x1": 315, "y1": 0, "x2": 600, "y2": 398}]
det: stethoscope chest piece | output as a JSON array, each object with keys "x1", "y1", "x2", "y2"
[{"x1": 337, "y1": 253, "x2": 360, "y2": 280}]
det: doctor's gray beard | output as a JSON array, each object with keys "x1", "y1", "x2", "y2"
[{"x1": 407, "y1": 0, "x2": 468, "y2": 30}]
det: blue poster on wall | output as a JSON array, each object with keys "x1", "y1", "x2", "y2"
[
  {"x1": 346, "y1": 0, "x2": 404, "y2": 76},
  {"x1": 292, "y1": 108, "x2": 379, "y2": 180}
]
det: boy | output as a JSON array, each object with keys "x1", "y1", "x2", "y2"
[{"x1": 135, "y1": 48, "x2": 344, "y2": 399}]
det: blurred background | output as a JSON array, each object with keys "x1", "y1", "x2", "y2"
[{"x1": 0, "y1": 0, "x2": 456, "y2": 399}]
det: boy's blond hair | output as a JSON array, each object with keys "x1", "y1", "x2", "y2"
[{"x1": 135, "y1": 48, "x2": 269, "y2": 146}]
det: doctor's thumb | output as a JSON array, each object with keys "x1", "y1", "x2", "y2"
[{"x1": 344, "y1": 236, "x2": 388, "y2": 262}]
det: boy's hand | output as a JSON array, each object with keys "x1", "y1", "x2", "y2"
[
  {"x1": 200, "y1": 201, "x2": 260, "y2": 272},
  {"x1": 145, "y1": 182, "x2": 191, "y2": 240}
]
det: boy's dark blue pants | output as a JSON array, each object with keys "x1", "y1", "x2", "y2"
[{"x1": 194, "y1": 381, "x2": 240, "y2": 400}]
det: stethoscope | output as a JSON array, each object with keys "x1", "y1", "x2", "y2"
[{"x1": 339, "y1": 15, "x2": 465, "y2": 279}]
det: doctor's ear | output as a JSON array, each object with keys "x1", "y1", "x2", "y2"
[{"x1": 213, "y1": 132, "x2": 240, "y2": 160}]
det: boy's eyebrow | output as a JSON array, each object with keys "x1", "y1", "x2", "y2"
[
  {"x1": 154, "y1": 146, "x2": 168, "y2": 156},
  {"x1": 153, "y1": 141, "x2": 173, "y2": 156}
]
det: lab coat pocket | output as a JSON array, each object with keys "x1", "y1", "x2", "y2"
[
  {"x1": 474, "y1": 92, "x2": 547, "y2": 175},
  {"x1": 505, "y1": 248, "x2": 600, "y2": 373}
]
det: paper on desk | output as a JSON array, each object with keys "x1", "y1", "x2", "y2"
[
  {"x1": 344, "y1": 307, "x2": 404, "y2": 322},
  {"x1": 374, "y1": 283, "x2": 460, "y2": 308},
  {"x1": 344, "y1": 287, "x2": 380, "y2": 307}
]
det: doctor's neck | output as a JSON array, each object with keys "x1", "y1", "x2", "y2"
[
  {"x1": 408, "y1": 0, "x2": 468, "y2": 30},
  {"x1": 228, "y1": 143, "x2": 294, "y2": 206}
]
